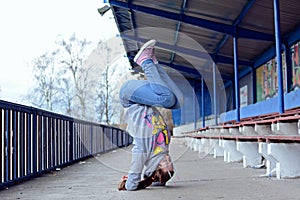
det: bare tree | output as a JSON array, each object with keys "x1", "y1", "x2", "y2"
[
  {"x1": 94, "y1": 40, "x2": 124, "y2": 125},
  {"x1": 95, "y1": 41, "x2": 114, "y2": 125},
  {"x1": 56, "y1": 33, "x2": 94, "y2": 120},
  {"x1": 58, "y1": 77, "x2": 75, "y2": 116},
  {"x1": 24, "y1": 51, "x2": 61, "y2": 110},
  {"x1": 24, "y1": 33, "x2": 133, "y2": 126},
  {"x1": 95, "y1": 88, "x2": 105, "y2": 123}
]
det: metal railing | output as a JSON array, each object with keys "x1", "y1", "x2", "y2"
[{"x1": 0, "y1": 100, "x2": 132, "y2": 189}]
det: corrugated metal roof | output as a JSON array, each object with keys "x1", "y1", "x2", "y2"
[{"x1": 108, "y1": 0, "x2": 300, "y2": 82}]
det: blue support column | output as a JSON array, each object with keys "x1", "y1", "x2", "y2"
[
  {"x1": 193, "y1": 79, "x2": 197, "y2": 130},
  {"x1": 201, "y1": 77, "x2": 205, "y2": 128},
  {"x1": 233, "y1": 36, "x2": 240, "y2": 122},
  {"x1": 213, "y1": 62, "x2": 218, "y2": 125},
  {"x1": 274, "y1": 0, "x2": 284, "y2": 114}
]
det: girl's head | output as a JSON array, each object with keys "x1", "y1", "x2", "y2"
[
  {"x1": 153, "y1": 154, "x2": 174, "y2": 183},
  {"x1": 153, "y1": 167, "x2": 174, "y2": 183}
]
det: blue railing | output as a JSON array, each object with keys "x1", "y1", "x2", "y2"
[{"x1": 0, "y1": 100, "x2": 132, "y2": 189}]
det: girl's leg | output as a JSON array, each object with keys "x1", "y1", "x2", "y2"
[
  {"x1": 134, "y1": 40, "x2": 171, "y2": 95},
  {"x1": 131, "y1": 40, "x2": 177, "y2": 108},
  {"x1": 141, "y1": 59, "x2": 175, "y2": 95},
  {"x1": 156, "y1": 63, "x2": 183, "y2": 109},
  {"x1": 119, "y1": 79, "x2": 176, "y2": 108}
]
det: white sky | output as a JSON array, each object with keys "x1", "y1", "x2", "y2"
[{"x1": 0, "y1": 0, "x2": 118, "y2": 103}]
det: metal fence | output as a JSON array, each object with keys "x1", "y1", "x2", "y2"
[{"x1": 0, "y1": 100, "x2": 132, "y2": 189}]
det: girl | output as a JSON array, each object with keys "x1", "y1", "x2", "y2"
[{"x1": 118, "y1": 39, "x2": 182, "y2": 191}]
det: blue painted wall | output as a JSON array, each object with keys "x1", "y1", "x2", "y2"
[
  {"x1": 220, "y1": 89, "x2": 300, "y2": 123},
  {"x1": 172, "y1": 79, "x2": 212, "y2": 126}
]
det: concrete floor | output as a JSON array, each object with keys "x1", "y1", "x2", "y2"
[{"x1": 1, "y1": 138, "x2": 300, "y2": 200}]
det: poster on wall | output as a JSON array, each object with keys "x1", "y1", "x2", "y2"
[
  {"x1": 256, "y1": 53, "x2": 287, "y2": 102},
  {"x1": 291, "y1": 41, "x2": 300, "y2": 90}
]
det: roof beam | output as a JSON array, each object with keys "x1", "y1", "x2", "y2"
[
  {"x1": 121, "y1": 33, "x2": 253, "y2": 66},
  {"x1": 109, "y1": 0, "x2": 274, "y2": 41},
  {"x1": 214, "y1": 0, "x2": 256, "y2": 55},
  {"x1": 170, "y1": 0, "x2": 188, "y2": 63},
  {"x1": 284, "y1": 24, "x2": 300, "y2": 46},
  {"x1": 159, "y1": 61, "x2": 232, "y2": 81},
  {"x1": 254, "y1": 24, "x2": 300, "y2": 69}
]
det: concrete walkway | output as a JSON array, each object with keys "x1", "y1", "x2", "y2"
[{"x1": 1, "y1": 138, "x2": 300, "y2": 200}]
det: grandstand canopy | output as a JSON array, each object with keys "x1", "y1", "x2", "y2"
[
  {"x1": 107, "y1": 0, "x2": 300, "y2": 79},
  {"x1": 105, "y1": 0, "x2": 300, "y2": 125}
]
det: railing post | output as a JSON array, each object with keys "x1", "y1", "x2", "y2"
[
  {"x1": 69, "y1": 120, "x2": 74, "y2": 162},
  {"x1": 102, "y1": 126, "x2": 105, "y2": 152},
  {"x1": 27, "y1": 113, "x2": 31, "y2": 175},
  {"x1": 42, "y1": 116, "x2": 47, "y2": 170},
  {"x1": 110, "y1": 128, "x2": 113, "y2": 150},
  {"x1": 20, "y1": 112, "x2": 25, "y2": 177},
  {"x1": 90, "y1": 124, "x2": 93, "y2": 155},
  {"x1": 0, "y1": 109, "x2": 2, "y2": 183},
  {"x1": 12, "y1": 110, "x2": 17, "y2": 180},
  {"x1": 48, "y1": 117, "x2": 52, "y2": 168},
  {"x1": 5, "y1": 109, "x2": 9, "y2": 182},
  {"x1": 32, "y1": 110, "x2": 37, "y2": 174}
]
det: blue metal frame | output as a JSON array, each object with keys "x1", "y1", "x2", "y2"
[
  {"x1": 274, "y1": 0, "x2": 284, "y2": 114},
  {"x1": 109, "y1": 0, "x2": 274, "y2": 41},
  {"x1": 254, "y1": 24, "x2": 300, "y2": 70},
  {"x1": 213, "y1": 63, "x2": 218, "y2": 125},
  {"x1": 111, "y1": 0, "x2": 300, "y2": 124},
  {"x1": 285, "y1": 24, "x2": 300, "y2": 46},
  {"x1": 158, "y1": 60, "x2": 231, "y2": 81},
  {"x1": 169, "y1": 0, "x2": 187, "y2": 65},
  {"x1": 121, "y1": 33, "x2": 253, "y2": 69},
  {"x1": 201, "y1": 77, "x2": 205, "y2": 128},
  {"x1": 233, "y1": 36, "x2": 240, "y2": 122},
  {"x1": 214, "y1": 0, "x2": 256, "y2": 55},
  {"x1": 192, "y1": 79, "x2": 197, "y2": 129}
]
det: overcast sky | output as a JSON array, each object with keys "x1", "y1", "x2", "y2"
[{"x1": 0, "y1": 0, "x2": 118, "y2": 103}]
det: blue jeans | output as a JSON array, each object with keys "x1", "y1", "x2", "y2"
[{"x1": 119, "y1": 59, "x2": 177, "y2": 108}]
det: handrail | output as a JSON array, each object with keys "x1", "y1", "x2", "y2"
[{"x1": 0, "y1": 100, "x2": 132, "y2": 189}]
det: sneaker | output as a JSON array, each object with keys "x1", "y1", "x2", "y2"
[{"x1": 134, "y1": 39, "x2": 156, "y2": 66}]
